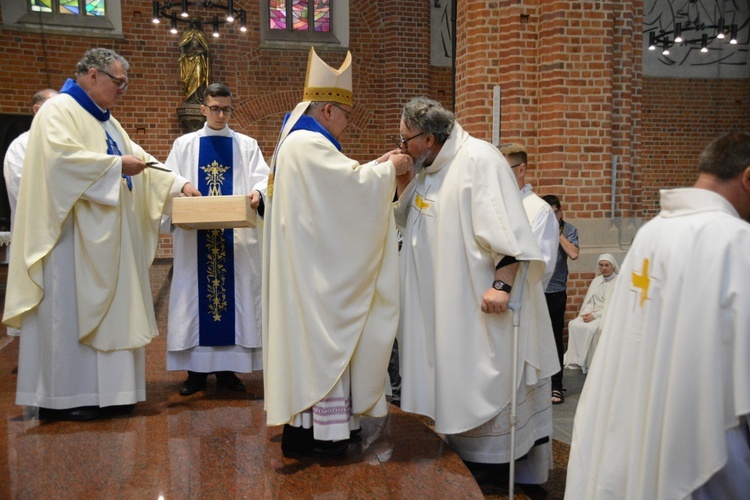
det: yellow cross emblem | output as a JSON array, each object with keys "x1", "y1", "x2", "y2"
[
  {"x1": 415, "y1": 193, "x2": 431, "y2": 211},
  {"x1": 631, "y1": 258, "x2": 650, "y2": 308}
]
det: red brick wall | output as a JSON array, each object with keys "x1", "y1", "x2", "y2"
[
  {"x1": 454, "y1": 0, "x2": 643, "y2": 220},
  {"x1": 640, "y1": 77, "x2": 750, "y2": 219},
  {"x1": 3, "y1": 1, "x2": 748, "y2": 335}
]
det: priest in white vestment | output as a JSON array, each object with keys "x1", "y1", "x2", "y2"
[
  {"x1": 499, "y1": 143, "x2": 559, "y2": 290},
  {"x1": 394, "y1": 98, "x2": 559, "y2": 484},
  {"x1": 2, "y1": 48, "x2": 199, "y2": 422},
  {"x1": 563, "y1": 253, "x2": 619, "y2": 374},
  {"x1": 262, "y1": 48, "x2": 412, "y2": 458},
  {"x1": 163, "y1": 83, "x2": 269, "y2": 396},
  {"x1": 565, "y1": 132, "x2": 750, "y2": 499}
]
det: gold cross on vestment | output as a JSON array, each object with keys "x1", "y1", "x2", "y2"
[
  {"x1": 631, "y1": 258, "x2": 651, "y2": 308},
  {"x1": 415, "y1": 193, "x2": 431, "y2": 211}
]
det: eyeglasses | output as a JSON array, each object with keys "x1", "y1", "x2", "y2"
[
  {"x1": 396, "y1": 132, "x2": 424, "y2": 146},
  {"x1": 205, "y1": 105, "x2": 235, "y2": 115},
  {"x1": 509, "y1": 163, "x2": 523, "y2": 169},
  {"x1": 330, "y1": 103, "x2": 351, "y2": 120},
  {"x1": 99, "y1": 69, "x2": 128, "y2": 90}
]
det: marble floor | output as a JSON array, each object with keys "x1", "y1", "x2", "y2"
[{"x1": 0, "y1": 261, "x2": 573, "y2": 499}]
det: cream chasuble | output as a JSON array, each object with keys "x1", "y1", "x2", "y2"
[
  {"x1": 4, "y1": 93, "x2": 183, "y2": 408},
  {"x1": 566, "y1": 188, "x2": 750, "y2": 499},
  {"x1": 262, "y1": 127, "x2": 399, "y2": 426},
  {"x1": 3, "y1": 94, "x2": 178, "y2": 351},
  {"x1": 395, "y1": 123, "x2": 559, "y2": 436},
  {"x1": 164, "y1": 124, "x2": 268, "y2": 372}
]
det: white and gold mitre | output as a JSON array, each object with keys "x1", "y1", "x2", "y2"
[{"x1": 303, "y1": 47, "x2": 353, "y2": 106}]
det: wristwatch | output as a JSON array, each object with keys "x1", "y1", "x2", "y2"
[{"x1": 492, "y1": 280, "x2": 512, "y2": 293}]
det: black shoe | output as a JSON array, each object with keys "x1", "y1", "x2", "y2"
[
  {"x1": 99, "y1": 404, "x2": 136, "y2": 417},
  {"x1": 215, "y1": 371, "x2": 246, "y2": 392},
  {"x1": 464, "y1": 460, "x2": 510, "y2": 488},
  {"x1": 179, "y1": 371, "x2": 208, "y2": 396},
  {"x1": 281, "y1": 424, "x2": 348, "y2": 459},
  {"x1": 347, "y1": 427, "x2": 363, "y2": 443},
  {"x1": 38, "y1": 406, "x2": 99, "y2": 422}
]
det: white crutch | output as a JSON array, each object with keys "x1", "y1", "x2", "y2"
[{"x1": 506, "y1": 260, "x2": 530, "y2": 500}]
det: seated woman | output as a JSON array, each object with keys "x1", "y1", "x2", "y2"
[{"x1": 563, "y1": 254, "x2": 620, "y2": 374}]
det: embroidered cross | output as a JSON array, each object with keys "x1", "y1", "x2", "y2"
[
  {"x1": 201, "y1": 160, "x2": 230, "y2": 197},
  {"x1": 631, "y1": 258, "x2": 651, "y2": 308},
  {"x1": 410, "y1": 185, "x2": 435, "y2": 227}
]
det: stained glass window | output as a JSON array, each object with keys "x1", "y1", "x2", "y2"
[
  {"x1": 30, "y1": 0, "x2": 53, "y2": 12},
  {"x1": 86, "y1": 0, "x2": 105, "y2": 16},
  {"x1": 291, "y1": 1, "x2": 308, "y2": 31},
  {"x1": 269, "y1": 0, "x2": 330, "y2": 33},
  {"x1": 269, "y1": 0, "x2": 286, "y2": 30},
  {"x1": 30, "y1": 0, "x2": 105, "y2": 17},
  {"x1": 313, "y1": 0, "x2": 329, "y2": 32}
]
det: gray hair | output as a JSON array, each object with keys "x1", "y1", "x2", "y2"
[
  {"x1": 75, "y1": 48, "x2": 129, "y2": 76},
  {"x1": 305, "y1": 101, "x2": 328, "y2": 115},
  {"x1": 698, "y1": 131, "x2": 750, "y2": 181},
  {"x1": 401, "y1": 97, "x2": 454, "y2": 145}
]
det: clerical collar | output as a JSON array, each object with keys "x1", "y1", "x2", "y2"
[
  {"x1": 203, "y1": 123, "x2": 232, "y2": 137},
  {"x1": 603, "y1": 272, "x2": 617, "y2": 282},
  {"x1": 283, "y1": 114, "x2": 341, "y2": 151},
  {"x1": 60, "y1": 78, "x2": 110, "y2": 122}
]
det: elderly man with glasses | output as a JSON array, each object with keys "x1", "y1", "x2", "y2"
[
  {"x1": 262, "y1": 48, "x2": 412, "y2": 459},
  {"x1": 393, "y1": 97, "x2": 559, "y2": 486},
  {"x1": 3, "y1": 48, "x2": 201, "y2": 422},
  {"x1": 162, "y1": 83, "x2": 269, "y2": 397}
]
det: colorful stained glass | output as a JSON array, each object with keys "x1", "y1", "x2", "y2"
[
  {"x1": 85, "y1": 0, "x2": 105, "y2": 16},
  {"x1": 313, "y1": 0, "x2": 330, "y2": 32},
  {"x1": 59, "y1": 0, "x2": 80, "y2": 15},
  {"x1": 30, "y1": 0, "x2": 53, "y2": 13},
  {"x1": 269, "y1": 0, "x2": 287, "y2": 30},
  {"x1": 268, "y1": 0, "x2": 331, "y2": 33},
  {"x1": 291, "y1": 0, "x2": 308, "y2": 31}
]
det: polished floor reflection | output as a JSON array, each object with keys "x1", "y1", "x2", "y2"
[{"x1": 0, "y1": 261, "x2": 568, "y2": 498}]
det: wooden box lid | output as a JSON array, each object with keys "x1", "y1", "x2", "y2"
[{"x1": 172, "y1": 195, "x2": 256, "y2": 230}]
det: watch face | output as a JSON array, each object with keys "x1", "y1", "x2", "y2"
[{"x1": 493, "y1": 282, "x2": 502, "y2": 290}]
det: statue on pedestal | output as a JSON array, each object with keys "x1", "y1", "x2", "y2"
[{"x1": 178, "y1": 23, "x2": 210, "y2": 131}]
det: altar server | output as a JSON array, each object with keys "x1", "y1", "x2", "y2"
[{"x1": 163, "y1": 83, "x2": 269, "y2": 396}]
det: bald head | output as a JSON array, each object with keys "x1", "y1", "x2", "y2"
[{"x1": 32, "y1": 89, "x2": 59, "y2": 114}]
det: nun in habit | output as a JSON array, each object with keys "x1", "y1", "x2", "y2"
[{"x1": 563, "y1": 253, "x2": 619, "y2": 374}]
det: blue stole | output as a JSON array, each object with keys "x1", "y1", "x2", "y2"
[
  {"x1": 271, "y1": 115, "x2": 341, "y2": 197},
  {"x1": 60, "y1": 78, "x2": 131, "y2": 190},
  {"x1": 283, "y1": 114, "x2": 342, "y2": 151},
  {"x1": 197, "y1": 135, "x2": 236, "y2": 346}
]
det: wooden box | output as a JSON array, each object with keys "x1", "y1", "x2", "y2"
[{"x1": 172, "y1": 195, "x2": 256, "y2": 230}]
